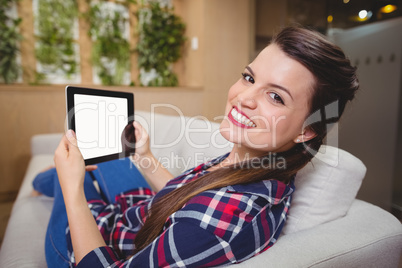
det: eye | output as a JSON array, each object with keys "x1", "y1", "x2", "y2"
[
  {"x1": 241, "y1": 73, "x2": 255, "y2": 84},
  {"x1": 269, "y1": 92, "x2": 284, "y2": 104}
]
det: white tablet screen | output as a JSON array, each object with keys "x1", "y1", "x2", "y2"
[{"x1": 74, "y1": 94, "x2": 128, "y2": 160}]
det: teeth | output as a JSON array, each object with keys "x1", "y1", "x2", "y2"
[{"x1": 230, "y1": 108, "x2": 256, "y2": 127}]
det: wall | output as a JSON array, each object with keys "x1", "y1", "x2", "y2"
[
  {"x1": 0, "y1": 0, "x2": 253, "y2": 200},
  {"x1": 331, "y1": 17, "x2": 402, "y2": 210},
  {"x1": 172, "y1": 0, "x2": 204, "y2": 87},
  {"x1": 201, "y1": 0, "x2": 253, "y2": 120},
  {"x1": 174, "y1": 0, "x2": 254, "y2": 120},
  {"x1": 255, "y1": 0, "x2": 287, "y2": 37}
]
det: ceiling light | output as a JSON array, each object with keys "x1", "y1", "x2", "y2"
[
  {"x1": 359, "y1": 10, "x2": 368, "y2": 19},
  {"x1": 350, "y1": 10, "x2": 372, "y2": 22},
  {"x1": 343, "y1": 0, "x2": 350, "y2": 3},
  {"x1": 327, "y1": 15, "x2": 333, "y2": 23},
  {"x1": 380, "y1": 5, "x2": 398, "y2": 14}
]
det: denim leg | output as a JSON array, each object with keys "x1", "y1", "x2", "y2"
[
  {"x1": 91, "y1": 158, "x2": 150, "y2": 203},
  {"x1": 32, "y1": 158, "x2": 150, "y2": 202},
  {"x1": 32, "y1": 167, "x2": 57, "y2": 197},
  {"x1": 44, "y1": 173, "x2": 70, "y2": 268},
  {"x1": 32, "y1": 168, "x2": 106, "y2": 201}
]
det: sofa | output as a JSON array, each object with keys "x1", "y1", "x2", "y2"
[{"x1": 1, "y1": 111, "x2": 401, "y2": 267}]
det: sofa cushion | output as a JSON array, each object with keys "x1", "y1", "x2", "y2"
[{"x1": 282, "y1": 145, "x2": 366, "y2": 234}]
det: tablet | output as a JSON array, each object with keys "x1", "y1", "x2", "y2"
[{"x1": 66, "y1": 85, "x2": 135, "y2": 165}]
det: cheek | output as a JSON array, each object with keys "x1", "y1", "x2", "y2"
[
  {"x1": 224, "y1": 81, "x2": 241, "y2": 115},
  {"x1": 251, "y1": 111, "x2": 303, "y2": 146},
  {"x1": 272, "y1": 113, "x2": 306, "y2": 139},
  {"x1": 227, "y1": 80, "x2": 242, "y2": 101},
  {"x1": 219, "y1": 118, "x2": 234, "y2": 144}
]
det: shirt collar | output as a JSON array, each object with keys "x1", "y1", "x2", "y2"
[
  {"x1": 184, "y1": 153, "x2": 295, "y2": 202},
  {"x1": 227, "y1": 176, "x2": 295, "y2": 204}
]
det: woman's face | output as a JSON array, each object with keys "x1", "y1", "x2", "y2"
[{"x1": 220, "y1": 43, "x2": 316, "y2": 158}]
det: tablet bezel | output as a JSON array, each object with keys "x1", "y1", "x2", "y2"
[{"x1": 66, "y1": 85, "x2": 135, "y2": 165}]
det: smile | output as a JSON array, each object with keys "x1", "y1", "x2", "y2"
[{"x1": 229, "y1": 107, "x2": 256, "y2": 128}]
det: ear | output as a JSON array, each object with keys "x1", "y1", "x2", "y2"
[{"x1": 294, "y1": 127, "x2": 317, "y2": 143}]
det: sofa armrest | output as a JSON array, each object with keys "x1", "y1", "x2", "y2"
[
  {"x1": 31, "y1": 133, "x2": 63, "y2": 156},
  {"x1": 236, "y1": 199, "x2": 402, "y2": 267}
]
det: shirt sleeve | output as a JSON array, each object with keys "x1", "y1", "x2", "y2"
[
  {"x1": 76, "y1": 220, "x2": 237, "y2": 268},
  {"x1": 82, "y1": 189, "x2": 154, "y2": 256}
]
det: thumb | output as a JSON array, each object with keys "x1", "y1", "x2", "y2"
[{"x1": 66, "y1": 129, "x2": 78, "y2": 147}]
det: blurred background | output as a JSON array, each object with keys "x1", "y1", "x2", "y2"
[{"x1": 0, "y1": 0, "x2": 401, "y2": 245}]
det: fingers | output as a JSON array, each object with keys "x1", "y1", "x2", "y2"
[
  {"x1": 65, "y1": 130, "x2": 82, "y2": 157},
  {"x1": 55, "y1": 130, "x2": 82, "y2": 162},
  {"x1": 133, "y1": 121, "x2": 141, "y2": 134},
  {"x1": 55, "y1": 134, "x2": 69, "y2": 160},
  {"x1": 53, "y1": 130, "x2": 86, "y2": 195},
  {"x1": 66, "y1": 129, "x2": 78, "y2": 147},
  {"x1": 133, "y1": 121, "x2": 142, "y2": 142},
  {"x1": 131, "y1": 121, "x2": 151, "y2": 158},
  {"x1": 133, "y1": 121, "x2": 148, "y2": 141},
  {"x1": 85, "y1": 165, "x2": 98, "y2": 172},
  {"x1": 133, "y1": 121, "x2": 144, "y2": 132},
  {"x1": 121, "y1": 121, "x2": 135, "y2": 152}
]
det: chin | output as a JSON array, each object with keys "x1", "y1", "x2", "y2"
[{"x1": 219, "y1": 119, "x2": 231, "y2": 142}]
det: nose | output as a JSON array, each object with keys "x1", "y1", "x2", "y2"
[{"x1": 237, "y1": 87, "x2": 257, "y2": 109}]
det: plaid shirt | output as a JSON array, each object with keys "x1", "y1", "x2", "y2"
[{"x1": 69, "y1": 154, "x2": 295, "y2": 267}]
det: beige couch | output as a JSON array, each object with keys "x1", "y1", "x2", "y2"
[{"x1": 1, "y1": 111, "x2": 401, "y2": 267}]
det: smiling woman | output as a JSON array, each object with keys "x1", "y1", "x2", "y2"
[
  {"x1": 33, "y1": 26, "x2": 359, "y2": 267},
  {"x1": 220, "y1": 44, "x2": 316, "y2": 157}
]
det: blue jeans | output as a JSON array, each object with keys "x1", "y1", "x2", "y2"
[{"x1": 32, "y1": 158, "x2": 150, "y2": 268}]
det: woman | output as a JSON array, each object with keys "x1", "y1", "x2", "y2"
[{"x1": 34, "y1": 26, "x2": 359, "y2": 267}]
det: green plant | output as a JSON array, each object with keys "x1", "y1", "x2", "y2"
[
  {"x1": 137, "y1": 0, "x2": 186, "y2": 86},
  {"x1": 87, "y1": 1, "x2": 133, "y2": 85},
  {"x1": 0, "y1": 0, "x2": 22, "y2": 84},
  {"x1": 35, "y1": 0, "x2": 78, "y2": 80}
]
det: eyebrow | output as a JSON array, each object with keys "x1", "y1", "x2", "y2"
[
  {"x1": 245, "y1": 66, "x2": 255, "y2": 76},
  {"x1": 245, "y1": 65, "x2": 294, "y2": 101}
]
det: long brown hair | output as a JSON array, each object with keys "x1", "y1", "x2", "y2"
[{"x1": 133, "y1": 26, "x2": 359, "y2": 253}]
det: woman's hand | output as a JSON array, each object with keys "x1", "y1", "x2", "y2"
[
  {"x1": 54, "y1": 130, "x2": 86, "y2": 196},
  {"x1": 132, "y1": 121, "x2": 152, "y2": 161},
  {"x1": 130, "y1": 121, "x2": 174, "y2": 192}
]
